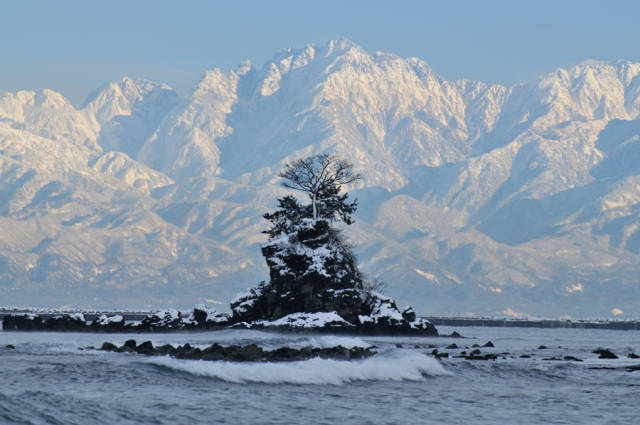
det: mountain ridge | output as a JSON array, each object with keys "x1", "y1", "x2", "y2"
[{"x1": 1, "y1": 39, "x2": 640, "y2": 318}]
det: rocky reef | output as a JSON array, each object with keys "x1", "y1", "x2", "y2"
[
  {"x1": 99, "y1": 339, "x2": 375, "y2": 362},
  {"x1": 1, "y1": 308, "x2": 229, "y2": 333},
  {"x1": 2, "y1": 301, "x2": 436, "y2": 335}
]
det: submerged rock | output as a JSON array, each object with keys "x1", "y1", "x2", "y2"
[
  {"x1": 465, "y1": 350, "x2": 498, "y2": 361},
  {"x1": 564, "y1": 356, "x2": 583, "y2": 362},
  {"x1": 101, "y1": 342, "x2": 118, "y2": 351}
]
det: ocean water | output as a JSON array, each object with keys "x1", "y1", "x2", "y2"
[{"x1": 1, "y1": 326, "x2": 639, "y2": 424}]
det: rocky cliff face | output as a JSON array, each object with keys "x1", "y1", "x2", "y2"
[
  {"x1": 1, "y1": 39, "x2": 640, "y2": 317},
  {"x1": 229, "y1": 217, "x2": 434, "y2": 334},
  {"x1": 231, "y1": 219, "x2": 366, "y2": 323}
]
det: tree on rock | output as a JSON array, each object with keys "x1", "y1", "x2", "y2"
[
  {"x1": 230, "y1": 154, "x2": 437, "y2": 335},
  {"x1": 279, "y1": 154, "x2": 360, "y2": 222}
]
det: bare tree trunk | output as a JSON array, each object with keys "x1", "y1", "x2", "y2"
[{"x1": 312, "y1": 190, "x2": 317, "y2": 221}]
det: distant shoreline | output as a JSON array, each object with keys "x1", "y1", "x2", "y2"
[{"x1": 426, "y1": 317, "x2": 640, "y2": 331}]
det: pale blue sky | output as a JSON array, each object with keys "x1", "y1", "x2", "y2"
[{"x1": 2, "y1": 0, "x2": 639, "y2": 105}]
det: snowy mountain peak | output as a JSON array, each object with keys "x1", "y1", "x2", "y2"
[
  {"x1": 2, "y1": 41, "x2": 640, "y2": 317},
  {"x1": 0, "y1": 88, "x2": 99, "y2": 148},
  {"x1": 83, "y1": 77, "x2": 176, "y2": 126}
]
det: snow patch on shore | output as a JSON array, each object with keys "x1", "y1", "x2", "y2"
[{"x1": 253, "y1": 311, "x2": 352, "y2": 328}]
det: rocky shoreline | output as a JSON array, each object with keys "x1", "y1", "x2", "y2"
[{"x1": 1, "y1": 307, "x2": 439, "y2": 336}]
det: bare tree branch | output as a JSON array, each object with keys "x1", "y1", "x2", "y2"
[{"x1": 278, "y1": 154, "x2": 361, "y2": 222}]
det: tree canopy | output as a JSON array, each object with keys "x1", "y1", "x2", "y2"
[{"x1": 277, "y1": 154, "x2": 361, "y2": 223}]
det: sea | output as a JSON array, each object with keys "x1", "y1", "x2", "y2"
[{"x1": 1, "y1": 325, "x2": 639, "y2": 424}]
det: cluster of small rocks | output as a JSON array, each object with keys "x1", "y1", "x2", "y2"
[
  {"x1": 428, "y1": 341, "x2": 500, "y2": 360},
  {"x1": 100, "y1": 339, "x2": 375, "y2": 362},
  {"x1": 426, "y1": 342, "x2": 640, "y2": 367}
]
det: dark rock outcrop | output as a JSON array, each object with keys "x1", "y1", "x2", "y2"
[
  {"x1": 99, "y1": 339, "x2": 376, "y2": 362},
  {"x1": 135, "y1": 340, "x2": 154, "y2": 355},
  {"x1": 464, "y1": 349, "x2": 498, "y2": 360},
  {"x1": 101, "y1": 342, "x2": 118, "y2": 351},
  {"x1": 231, "y1": 220, "x2": 368, "y2": 324},
  {"x1": 593, "y1": 348, "x2": 618, "y2": 359},
  {"x1": 2, "y1": 307, "x2": 231, "y2": 333},
  {"x1": 230, "y1": 218, "x2": 438, "y2": 335},
  {"x1": 2, "y1": 314, "x2": 44, "y2": 331}
]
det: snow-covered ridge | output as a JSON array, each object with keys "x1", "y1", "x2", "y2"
[{"x1": 1, "y1": 39, "x2": 640, "y2": 317}]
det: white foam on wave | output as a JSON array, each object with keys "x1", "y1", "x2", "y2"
[
  {"x1": 144, "y1": 350, "x2": 450, "y2": 385},
  {"x1": 289, "y1": 335, "x2": 371, "y2": 349}
]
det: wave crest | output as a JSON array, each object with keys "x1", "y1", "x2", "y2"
[{"x1": 145, "y1": 350, "x2": 449, "y2": 385}]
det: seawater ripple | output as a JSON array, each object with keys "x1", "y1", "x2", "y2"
[{"x1": 0, "y1": 327, "x2": 639, "y2": 424}]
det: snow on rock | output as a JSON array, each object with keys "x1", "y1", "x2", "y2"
[
  {"x1": 188, "y1": 305, "x2": 230, "y2": 325},
  {"x1": 409, "y1": 317, "x2": 434, "y2": 330},
  {"x1": 252, "y1": 311, "x2": 353, "y2": 329},
  {"x1": 96, "y1": 314, "x2": 124, "y2": 325},
  {"x1": 231, "y1": 285, "x2": 264, "y2": 317},
  {"x1": 141, "y1": 308, "x2": 184, "y2": 329},
  {"x1": 66, "y1": 312, "x2": 86, "y2": 322},
  {"x1": 359, "y1": 291, "x2": 403, "y2": 324}
]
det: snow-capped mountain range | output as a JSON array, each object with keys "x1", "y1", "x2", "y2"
[{"x1": 2, "y1": 39, "x2": 640, "y2": 317}]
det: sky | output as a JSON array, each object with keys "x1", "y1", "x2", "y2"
[{"x1": 1, "y1": 0, "x2": 640, "y2": 105}]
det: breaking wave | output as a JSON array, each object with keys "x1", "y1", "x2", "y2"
[
  {"x1": 285, "y1": 335, "x2": 371, "y2": 349},
  {"x1": 144, "y1": 349, "x2": 450, "y2": 385}
]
